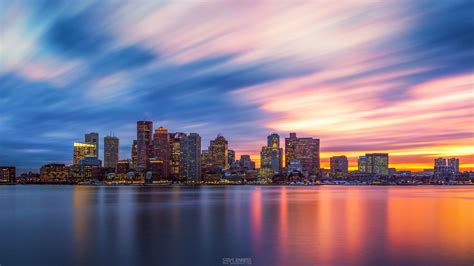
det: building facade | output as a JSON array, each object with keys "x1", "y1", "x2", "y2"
[
  {"x1": 0, "y1": 166, "x2": 15, "y2": 183},
  {"x1": 285, "y1": 133, "x2": 320, "y2": 176},
  {"x1": 261, "y1": 133, "x2": 283, "y2": 174},
  {"x1": 169, "y1": 132, "x2": 187, "y2": 179},
  {"x1": 180, "y1": 133, "x2": 201, "y2": 181},
  {"x1": 366, "y1": 153, "x2": 389, "y2": 176},
  {"x1": 104, "y1": 136, "x2": 119, "y2": 168},
  {"x1": 330, "y1": 155, "x2": 348, "y2": 177},
  {"x1": 137, "y1": 121, "x2": 153, "y2": 168},
  {"x1": 209, "y1": 135, "x2": 229, "y2": 169},
  {"x1": 153, "y1": 127, "x2": 170, "y2": 179},
  {"x1": 85, "y1": 132, "x2": 99, "y2": 159},
  {"x1": 73, "y1": 142, "x2": 96, "y2": 165}
]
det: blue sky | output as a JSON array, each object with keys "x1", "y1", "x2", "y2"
[{"x1": 1, "y1": 0, "x2": 473, "y2": 172}]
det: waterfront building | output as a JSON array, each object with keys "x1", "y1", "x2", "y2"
[
  {"x1": 169, "y1": 132, "x2": 187, "y2": 179},
  {"x1": 73, "y1": 142, "x2": 96, "y2": 165},
  {"x1": 228, "y1": 150, "x2": 236, "y2": 165},
  {"x1": 104, "y1": 135, "x2": 119, "y2": 168},
  {"x1": 366, "y1": 153, "x2": 389, "y2": 176},
  {"x1": 85, "y1": 132, "x2": 99, "y2": 159},
  {"x1": 137, "y1": 121, "x2": 153, "y2": 167},
  {"x1": 153, "y1": 127, "x2": 170, "y2": 179},
  {"x1": 209, "y1": 135, "x2": 229, "y2": 169},
  {"x1": 448, "y1": 158, "x2": 460, "y2": 173},
  {"x1": 116, "y1": 159, "x2": 131, "y2": 180},
  {"x1": 180, "y1": 133, "x2": 201, "y2": 181},
  {"x1": 0, "y1": 166, "x2": 16, "y2": 183},
  {"x1": 261, "y1": 133, "x2": 283, "y2": 174},
  {"x1": 131, "y1": 140, "x2": 138, "y2": 168},
  {"x1": 78, "y1": 156, "x2": 102, "y2": 180},
  {"x1": 330, "y1": 155, "x2": 348, "y2": 177},
  {"x1": 287, "y1": 160, "x2": 303, "y2": 174},
  {"x1": 40, "y1": 164, "x2": 69, "y2": 182},
  {"x1": 239, "y1": 155, "x2": 255, "y2": 170},
  {"x1": 285, "y1": 133, "x2": 320, "y2": 176},
  {"x1": 358, "y1": 156, "x2": 368, "y2": 173},
  {"x1": 148, "y1": 158, "x2": 165, "y2": 181}
]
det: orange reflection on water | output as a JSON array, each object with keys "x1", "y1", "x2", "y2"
[
  {"x1": 251, "y1": 187, "x2": 262, "y2": 248},
  {"x1": 387, "y1": 187, "x2": 474, "y2": 261}
]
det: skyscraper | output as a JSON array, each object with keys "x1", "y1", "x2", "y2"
[
  {"x1": 209, "y1": 135, "x2": 228, "y2": 169},
  {"x1": 366, "y1": 153, "x2": 389, "y2": 176},
  {"x1": 261, "y1": 133, "x2": 283, "y2": 174},
  {"x1": 131, "y1": 140, "x2": 138, "y2": 168},
  {"x1": 285, "y1": 133, "x2": 320, "y2": 176},
  {"x1": 330, "y1": 155, "x2": 348, "y2": 176},
  {"x1": 153, "y1": 127, "x2": 170, "y2": 179},
  {"x1": 85, "y1": 132, "x2": 99, "y2": 158},
  {"x1": 448, "y1": 158, "x2": 460, "y2": 173},
  {"x1": 180, "y1": 133, "x2": 201, "y2": 181},
  {"x1": 73, "y1": 142, "x2": 96, "y2": 165},
  {"x1": 228, "y1": 150, "x2": 236, "y2": 165},
  {"x1": 137, "y1": 121, "x2": 153, "y2": 168},
  {"x1": 104, "y1": 136, "x2": 119, "y2": 168},
  {"x1": 169, "y1": 132, "x2": 187, "y2": 179},
  {"x1": 239, "y1": 155, "x2": 256, "y2": 170},
  {"x1": 358, "y1": 156, "x2": 367, "y2": 173}
]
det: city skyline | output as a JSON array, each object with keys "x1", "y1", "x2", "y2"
[{"x1": 1, "y1": 1, "x2": 473, "y2": 173}]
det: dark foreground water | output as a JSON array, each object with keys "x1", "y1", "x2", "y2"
[{"x1": 0, "y1": 186, "x2": 473, "y2": 266}]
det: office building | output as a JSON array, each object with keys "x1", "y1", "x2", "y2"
[
  {"x1": 131, "y1": 140, "x2": 138, "y2": 168},
  {"x1": 85, "y1": 132, "x2": 99, "y2": 158},
  {"x1": 209, "y1": 135, "x2": 229, "y2": 169},
  {"x1": 0, "y1": 166, "x2": 16, "y2": 183},
  {"x1": 169, "y1": 132, "x2": 187, "y2": 179},
  {"x1": 330, "y1": 155, "x2": 348, "y2": 176},
  {"x1": 366, "y1": 153, "x2": 389, "y2": 176},
  {"x1": 239, "y1": 155, "x2": 255, "y2": 170},
  {"x1": 448, "y1": 158, "x2": 460, "y2": 173},
  {"x1": 228, "y1": 150, "x2": 236, "y2": 165},
  {"x1": 137, "y1": 121, "x2": 153, "y2": 167},
  {"x1": 358, "y1": 156, "x2": 367, "y2": 173},
  {"x1": 153, "y1": 127, "x2": 170, "y2": 179},
  {"x1": 180, "y1": 133, "x2": 201, "y2": 181},
  {"x1": 104, "y1": 135, "x2": 119, "y2": 168},
  {"x1": 261, "y1": 133, "x2": 283, "y2": 174},
  {"x1": 73, "y1": 142, "x2": 96, "y2": 165},
  {"x1": 285, "y1": 133, "x2": 320, "y2": 176},
  {"x1": 40, "y1": 164, "x2": 69, "y2": 182}
]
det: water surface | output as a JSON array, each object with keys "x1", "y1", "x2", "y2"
[{"x1": 1, "y1": 185, "x2": 473, "y2": 265}]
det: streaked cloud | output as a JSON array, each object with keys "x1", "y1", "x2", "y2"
[{"x1": 0, "y1": 0, "x2": 472, "y2": 172}]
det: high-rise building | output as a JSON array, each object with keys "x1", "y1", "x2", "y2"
[
  {"x1": 448, "y1": 158, "x2": 460, "y2": 173},
  {"x1": 209, "y1": 135, "x2": 228, "y2": 169},
  {"x1": 330, "y1": 155, "x2": 348, "y2": 176},
  {"x1": 358, "y1": 156, "x2": 367, "y2": 173},
  {"x1": 73, "y1": 142, "x2": 96, "y2": 165},
  {"x1": 131, "y1": 140, "x2": 138, "y2": 168},
  {"x1": 434, "y1": 157, "x2": 458, "y2": 178},
  {"x1": 261, "y1": 133, "x2": 283, "y2": 174},
  {"x1": 366, "y1": 153, "x2": 389, "y2": 176},
  {"x1": 239, "y1": 155, "x2": 256, "y2": 170},
  {"x1": 153, "y1": 127, "x2": 170, "y2": 179},
  {"x1": 180, "y1": 133, "x2": 201, "y2": 181},
  {"x1": 285, "y1": 133, "x2": 320, "y2": 176},
  {"x1": 169, "y1": 132, "x2": 187, "y2": 179},
  {"x1": 78, "y1": 155, "x2": 102, "y2": 180},
  {"x1": 0, "y1": 166, "x2": 15, "y2": 183},
  {"x1": 137, "y1": 121, "x2": 153, "y2": 168},
  {"x1": 104, "y1": 136, "x2": 119, "y2": 168},
  {"x1": 85, "y1": 132, "x2": 99, "y2": 159},
  {"x1": 228, "y1": 150, "x2": 236, "y2": 165},
  {"x1": 201, "y1": 150, "x2": 212, "y2": 175}
]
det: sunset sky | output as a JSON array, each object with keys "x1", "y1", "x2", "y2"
[{"x1": 1, "y1": 0, "x2": 473, "y2": 172}]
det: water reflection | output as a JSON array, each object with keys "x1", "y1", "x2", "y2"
[{"x1": 0, "y1": 186, "x2": 473, "y2": 266}]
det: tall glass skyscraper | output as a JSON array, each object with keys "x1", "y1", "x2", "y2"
[
  {"x1": 137, "y1": 121, "x2": 153, "y2": 168},
  {"x1": 104, "y1": 136, "x2": 119, "y2": 168},
  {"x1": 285, "y1": 133, "x2": 320, "y2": 176},
  {"x1": 85, "y1": 132, "x2": 99, "y2": 158}
]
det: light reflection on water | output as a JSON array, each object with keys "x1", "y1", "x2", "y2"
[{"x1": 0, "y1": 186, "x2": 473, "y2": 265}]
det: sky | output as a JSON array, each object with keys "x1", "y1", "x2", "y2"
[{"x1": 0, "y1": 0, "x2": 473, "y2": 173}]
